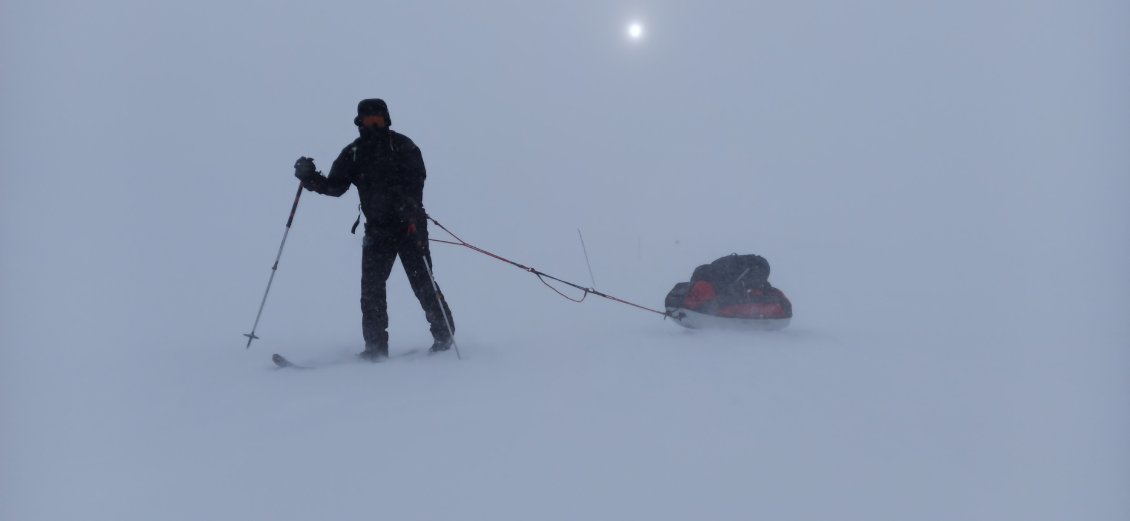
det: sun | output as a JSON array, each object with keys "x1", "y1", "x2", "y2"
[{"x1": 627, "y1": 22, "x2": 644, "y2": 40}]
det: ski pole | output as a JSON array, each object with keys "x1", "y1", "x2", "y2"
[
  {"x1": 244, "y1": 182, "x2": 304, "y2": 348},
  {"x1": 421, "y1": 254, "x2": 461, "y2": 360}
]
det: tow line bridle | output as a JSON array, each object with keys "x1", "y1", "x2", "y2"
[{"x1": 427, "y1": 216, "x2": 669, "y2": 318}]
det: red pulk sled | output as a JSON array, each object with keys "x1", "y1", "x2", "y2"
[{"x1": 665, "y1": 254, "x2": 793, "y2": 331}]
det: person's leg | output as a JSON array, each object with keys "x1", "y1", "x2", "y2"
[
  {"x1": 360, "y1": 227, "x2": 399, "y2": 357},
  {"x1": 398, "y1": 223, "x2": 455, "y2": 344}
]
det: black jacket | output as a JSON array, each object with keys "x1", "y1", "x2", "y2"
[{"x1": 302, "y1": 128, "x2": 426, "y2": 226}]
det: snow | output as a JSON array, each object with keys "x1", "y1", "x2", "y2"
[{"x1": 2, "y1": 1, "x2": 1129, "y2": 520}]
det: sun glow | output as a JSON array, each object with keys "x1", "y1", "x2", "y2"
[{"x1": 628, "y1": 22, "x2": 644, "y2": 40}]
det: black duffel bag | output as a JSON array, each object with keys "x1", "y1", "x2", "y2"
[{"x1": 690, "y1": 254, "x2": 771, "y2": 293}]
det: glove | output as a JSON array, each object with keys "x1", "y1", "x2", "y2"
[{"x1": 294, "y1": 157, "x2": 318, "y2": 181}]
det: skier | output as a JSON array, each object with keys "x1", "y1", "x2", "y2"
[{"x1": 293, "y1": 98, "x2": 455, "y2": 361}]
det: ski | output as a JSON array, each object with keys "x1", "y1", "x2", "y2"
[
  {"x1": 272, "y1": 353, "x2": 308, "y2": 369},
  {"x1": 271, "y1": 348, "x2": 431, "y2": 370}
]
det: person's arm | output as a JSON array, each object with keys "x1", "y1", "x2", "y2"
[{"x1": 294, "y1": 149, "x2": 352, "y2": 197}]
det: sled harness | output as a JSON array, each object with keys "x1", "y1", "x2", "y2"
[{"x1": 427, "y1": 216, "x2": 669, "y2": 318}]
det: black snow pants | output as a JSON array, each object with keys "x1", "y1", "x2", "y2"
[{"x1": 360, "y1": 220, "x2": 454, "y2": 348}]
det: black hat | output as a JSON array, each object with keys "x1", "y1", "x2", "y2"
[{"x1": 354, "y1": 98, "x2": 391, "y2": 127}]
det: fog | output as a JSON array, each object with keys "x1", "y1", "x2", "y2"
[{"x1": 2, "y1": 1, "x2": 1128, "y2": 520}]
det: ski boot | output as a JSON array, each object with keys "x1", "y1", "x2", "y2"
[
  {"x1": 359, "y1": 343, "x2": 389, "y2": 362},
  {"x1": 428, "y1": 336, "x2": 453, "y2": 354}
]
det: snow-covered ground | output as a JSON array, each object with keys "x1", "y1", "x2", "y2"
[{"x1": 2, "y1": 2, "x2": 1128, "y2": 520}]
